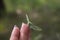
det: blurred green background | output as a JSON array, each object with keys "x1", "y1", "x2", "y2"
[{"x1": 0, "y1": 0, "x2": 60, "y2": 40}]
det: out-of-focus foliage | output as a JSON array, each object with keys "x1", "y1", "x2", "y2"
[
  {"x1": 0, "y1": 0, "x2": 60, "y2": 40},
  {"x1": 4, "y1": 0, "x2": 60, "y2": 12}
]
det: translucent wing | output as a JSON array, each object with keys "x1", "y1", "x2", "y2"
[
  {"x1": 26, "y1": 14, "x2": 42, "y2": 31},
  {"x1": 29, "y1": 23, "x2": 42, "y2": 31}
]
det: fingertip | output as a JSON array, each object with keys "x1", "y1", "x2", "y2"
[
  {"x1": 14, "y1": 25, "x2": 19, "y2": 30},
  {"x1": 21, "y1": 23, "x2": 29, "y2": 30},
  {"x1": 10, "y1": 25, "x2": 20, "y2": 40},
  {"x1": 20, "y1": 23, "x2": 30, "y2": 40},
  {"x1": 22, "y1": 23, "x2": 28, "y2": 27}
]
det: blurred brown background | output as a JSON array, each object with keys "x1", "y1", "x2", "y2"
[{"x1": 0, "y1": 0, "x2": 60, "y2": 40}]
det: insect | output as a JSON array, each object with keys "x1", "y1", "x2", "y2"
[{"x1": 26, "y1": 14, "x2": 42, "y2": 31}]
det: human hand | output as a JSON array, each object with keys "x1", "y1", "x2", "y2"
[{"x1": 10, "y1": 23, "x2": 30, "y2": 40}]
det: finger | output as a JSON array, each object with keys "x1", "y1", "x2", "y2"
[
  {"x1": 20, "y1": 23, "x2": 30, "y2": 40},
  {"x1": 10, "y1": 25, "x2": 20, "y2": 40}
]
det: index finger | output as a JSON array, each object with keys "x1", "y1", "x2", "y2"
[{"x1": 10, "y1": 25, "x2": 20, "y2": 40}]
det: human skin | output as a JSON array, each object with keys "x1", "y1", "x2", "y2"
[{"x1": 10, "y1": 23, "x2": 30, "y2": 40}]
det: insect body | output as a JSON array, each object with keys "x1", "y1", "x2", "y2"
[{"x1": 26, "y1": 14, "x2": 42, "y2": 31}]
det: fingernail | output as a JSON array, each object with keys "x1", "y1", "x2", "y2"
[
  {"x1": 22, "y1": 23, "x2": 28, "y2": 27},
  {"x1": 21, "y1": 23, "x2": 28, "y2": 30},
  {"x1": 21, "y1": 22, "x2": 30, "y2": 32},
  {"x1": 13, "y1": 25, "x2": 18, "y2": 30},
  {"x1": 22, "y1": 23, "x2": 25, "y2": 27}
]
